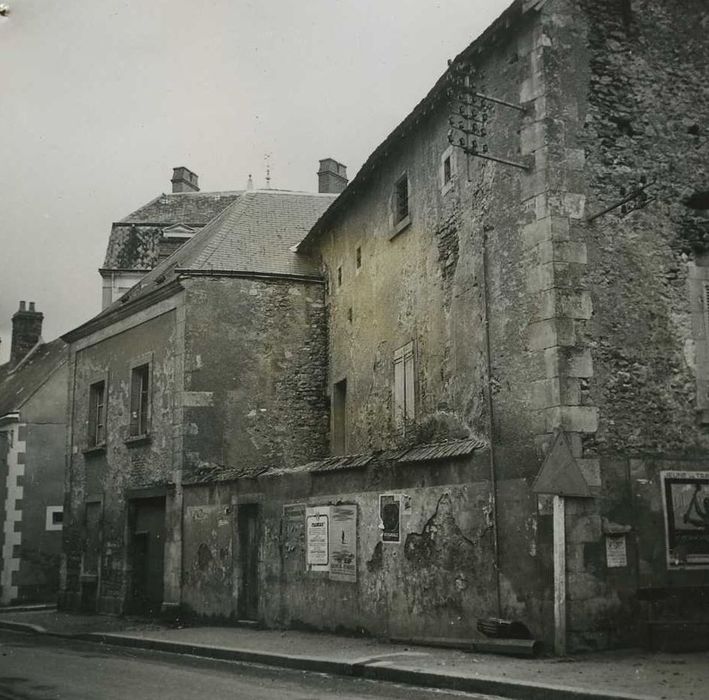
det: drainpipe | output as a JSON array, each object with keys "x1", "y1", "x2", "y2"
[{"x1": 481, "y1": 226, "x2": 502, "y2": 618}]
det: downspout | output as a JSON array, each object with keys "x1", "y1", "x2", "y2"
[{"x1": 481, "y1": 226, "x2": 502, "y2": 618}]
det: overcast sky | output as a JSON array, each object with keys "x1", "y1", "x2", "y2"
[{"x1": 0, "y1": 0, "x2": 503, "y2": 362}]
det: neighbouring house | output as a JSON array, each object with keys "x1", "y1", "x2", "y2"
[
  {"x1": 0, "y1": 302, "x2": 68, "y2": 604},
  {"x1": 60, "y1": 170, "x2": 342, "y2": 616},
  {"x1": 100, "y1": 167, "x2": 240, "y2": 308},
  {"x1": 62, "y1": 0, "x2": 709, "y2": 653}
]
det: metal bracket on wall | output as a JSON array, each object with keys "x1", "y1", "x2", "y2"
[
  {"x1": 586, "y1": 178, "x2": 657, "y2": 222},
  {"x1": 446, "y1": 58, "x2": 531, "y2": 176}
]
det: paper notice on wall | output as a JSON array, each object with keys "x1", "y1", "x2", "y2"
[
  {"x1": 329, "y1": 505, "x2": 357, "y2": 583},
  {"x1": 605, "y1": 534, "x2": 628, "y2": 568},
  {"x1": 306, "y1": 506, "x2": 330, "y2": 571},
  {"x1": 379, "y1": 494, "x2": 401, "y2": 543}
]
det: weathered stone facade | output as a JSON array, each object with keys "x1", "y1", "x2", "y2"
[{"x1": 61, "y1": 190, "x2": 333, "y2": 615}]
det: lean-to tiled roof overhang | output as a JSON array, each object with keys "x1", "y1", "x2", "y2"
[
  {"x1": 297, "y1": 0, "x2": 546, "y2": 253},
  {"x1": 64, "y1": 190, "x2": 337, "y2": 343},
  {"x1": 0, "y1": 338, "x2": 68, "y2": 418}
]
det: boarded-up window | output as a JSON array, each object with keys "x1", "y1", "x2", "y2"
[
  {"x1": 393, "y1": 342, "x2": 415, "y2": 431},
  {"x1": 130, "y1": 364, "x2": 150, "y2": 436},
  {"x1": 88, "y1": 380, "x2": 106, "y2": 447}
]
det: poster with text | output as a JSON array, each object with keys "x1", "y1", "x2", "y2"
[
  {"x1": 306, "y1": 506, "x2": 330, "y2": 571},
  {"x1": 662, "y1": 471, "x2": 709, "y2": 569},
  {"x1": 379, "y1": 494, "x2": 401, "y2": 543},
  {"x1": 329, "y1": 505, "x2": 357, "y2": 582}
]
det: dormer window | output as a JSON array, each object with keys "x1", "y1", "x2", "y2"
[{"x1": 161, "y1": 223, "x2": 196, "y2": 240}]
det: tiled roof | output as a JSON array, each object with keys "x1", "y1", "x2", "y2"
[
  {"x1": 0, "y1": 338, "x2": 68, "y2": 418},
  {"x1": 103, "y1": 191, "x2": 241, "y2": 270},
  {"x1": 181, "y1": 438, "x2": 485, "y2": 485},
  {"x1": 66, "y1": 190, "x2": 337, "y2": 341}
]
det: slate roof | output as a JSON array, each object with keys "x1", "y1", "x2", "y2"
[
  {"x1": 66, "y1": 190, "x2": 337, "y2": 342},
  {"x1": 103, "y1": 191, "x2": 241, "y2": 270},
  {"x1": 0, "y1": 338, "x2": 68, "y2": 418},
  {"x1": 120, "y1": 191, "x2": 242, "y2": 226}
]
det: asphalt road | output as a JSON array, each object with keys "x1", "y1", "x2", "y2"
[{"x1": 0, "y1": 630, "x2": 499, "y2": 700}]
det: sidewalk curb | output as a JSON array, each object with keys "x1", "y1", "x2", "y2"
[
  {"x1": 80, "y1": 632, "x2": 655, "y2": 700},
  {"x1": 0, "y1": 620, "x2": 47, "y2": 635}
]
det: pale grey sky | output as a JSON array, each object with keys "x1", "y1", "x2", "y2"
[{"x1": 0, "y1": 0, "x2": 503, "y2": 362}]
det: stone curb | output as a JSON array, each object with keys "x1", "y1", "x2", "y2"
[{"x1": 79, "y1": 632, "x2": 655, "y2": 700}]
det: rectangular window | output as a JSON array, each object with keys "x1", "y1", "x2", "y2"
[
  {"x1": 45, "y1": 506, "x2": 63, "y2": 532},
  {"x1": 332, "y1": 378, "x2": 347, "y2": 455},
  {"x1": 88, "y1": 380, "x2": 106, "y2": 447},
  {"x1": 443, "y1": 156, "x2": 452, "y2": 185},
  {"x1": 130, "y1": 363, "x2": 150, "y2": 436},
  {"x1": 337, "y1": 266, "x2": 343, "y2": 287},
  {"x1": 393, "y1": 342, "x2": 415, "y2": 432},
  {"x1": 356, "y1": 246, "x2": 362, "y2": 269},
  {"x1": 394, "y1": 175, "x2": 409, "y2": 224}
]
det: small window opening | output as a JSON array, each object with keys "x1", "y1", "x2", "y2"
[
  {"x1": 52, "y1": 511, "x2": 64, "y2": 526},
  {"x1": 337, "y1": 266, "x2": 343, "y2": 287},
  {"x1": 356, "y1": 246, "x2": 362, "y2": 269},
  {"x1": 348, "y1": 307, "x2": 353, "y2": 323},
  {"x1": 443, "y1": 156, "x2": 452, "y2": 185},
  {"x1": 394, "y1": 175, "x2": 409, "y2": 224}
]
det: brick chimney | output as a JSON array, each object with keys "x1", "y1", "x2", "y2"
[
  {"x1": 317, "y1": 158, "x2": 348, "y2": 194},
  {"x1": 171, "y1": 166, "x2": 199, "y2": 193},
  {"x1": 11, "y1": 301, "x2": 43, "y2": 368}
]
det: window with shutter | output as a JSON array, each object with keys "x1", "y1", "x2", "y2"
[
  {"x1": 130, "y1": 363, "x2": 150, "y2": 436},
  {"x1": 88, "y1": 380, "x2": 106, "y2": 447},
  {"x1": 393, "y1": 342, "x2": 415, "y2": 432}
]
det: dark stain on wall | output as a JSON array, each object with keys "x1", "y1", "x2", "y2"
[
  {"x1": 404, "y1": 493, "x2": 477, "y2": 571},
  {"x1": 366, "y1": 541, "x2": 383, "y2": 573}
]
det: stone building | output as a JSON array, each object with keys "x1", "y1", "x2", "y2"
[
  {"x1": 100, "y1": 167, "x2": 240, "y2": 308},
  {"x1": 0, "y1": 303, "x2": 67, "y2": 604},
  {"x1": 292, "y1": 0, "x2": 709, "y2": 651},
  {"x1": 62, "y1": 0, "x2": 709, "y2": 652},
  {"x1": 61, "y1": 184, "x2": 339, "y2": 615}
]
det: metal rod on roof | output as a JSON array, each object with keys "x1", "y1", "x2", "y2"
[{"x1": 474, "y1": 92, "x2": 527, "y2": 113}]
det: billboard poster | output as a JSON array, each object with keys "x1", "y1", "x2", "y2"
[
  {"x1": 329, "y1": 505, "x2": 357, "y2": 582},
  {"x1": 379, "y1": 494, "x2": 401, "y2": 543},
  {"x1": 306, "y1": 506, "x2": 330, "y2": 571},
  {"x1": 661, "y1": 471, "x2": 709, "y2": 569}
]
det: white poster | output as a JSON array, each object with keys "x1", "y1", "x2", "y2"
[
  {"x1": 605, "y1": 534, "x2": 627, "y2": 568},
  {"x1": 306, "y1": 506, "x2": 330, "y2": 571}
]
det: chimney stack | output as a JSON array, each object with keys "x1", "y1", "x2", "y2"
[
  {"x1": 171, "y1": 166, "x2": 200, "y2": 193},
  {"x1": 317, "y1": 158, "x2": 348, "y2": 194},
  {"x1": 11, "y1": 300, "x2": 43, "y2": 368}
]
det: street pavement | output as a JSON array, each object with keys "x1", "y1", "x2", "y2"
[
  {"x1": 0, "y1": 629, "x2": 499, "y2": 700},
  {"x1": 0, "y1": 609, "x2": 707, "y2": 699}
]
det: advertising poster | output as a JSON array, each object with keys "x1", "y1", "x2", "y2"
[
  {"x1": 329, "y1": 505, "x2": 357, "y2": 582},
  {"x1": 306, "y1": 506, "x2": 330, "y2": 571},
  {"x1": 605, "y1": 534, "x2": 628, "y2": 568},
  {"x1": 661, "y1": 471, "x2": 709, "y2": 569},
  {"x1": 379, "y1": 494, "x2": 401, "y2": 543}
]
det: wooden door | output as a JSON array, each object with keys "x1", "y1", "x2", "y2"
[{"x1": 238, "y1": 504, "x2": 260, "y2": 620}]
